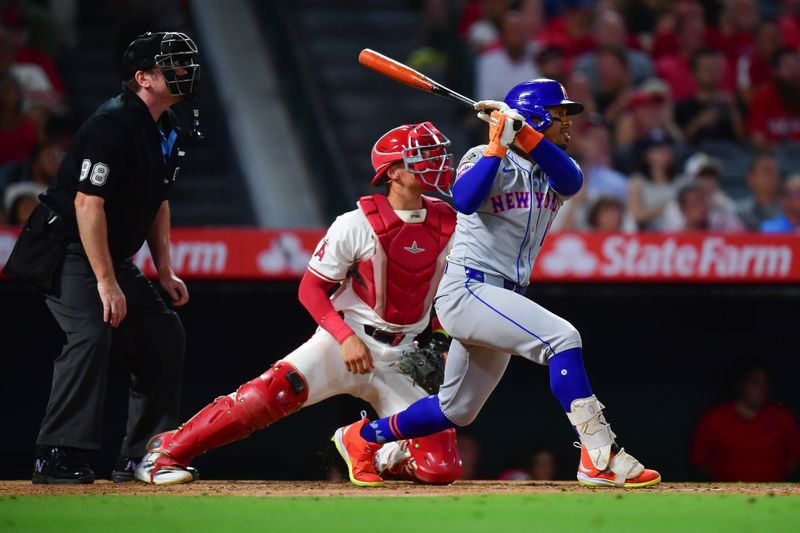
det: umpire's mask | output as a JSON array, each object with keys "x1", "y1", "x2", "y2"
[{"x1": 122, "y1": 31, "x2": 201, "y2": 97}]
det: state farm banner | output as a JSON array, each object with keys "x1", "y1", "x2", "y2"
[
  {"x1": 1, "y1": 228, "x2": 799, "y2": 283},
  {"x1": 533, "y1": 233, "x2": 800, "y2": 283}
]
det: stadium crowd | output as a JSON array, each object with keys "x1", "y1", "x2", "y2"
[{"x1": 422, "y1": 0, "x2": 800, "y2": 233}]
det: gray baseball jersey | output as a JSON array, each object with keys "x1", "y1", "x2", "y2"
[
  {"x1": 433, "y1": 145, "x2": 583, "y2": 426},
  {"x1": 447, "y1": 145, "x2": 565, "y2": 286}
]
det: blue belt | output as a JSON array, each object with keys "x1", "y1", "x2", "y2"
[{"x1": 446, "y1": 263, "x2": 527, "y2": 295}]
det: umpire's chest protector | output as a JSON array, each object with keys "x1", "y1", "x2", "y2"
[{"x1": 353, "y1": 194, "x2": 455, "y2": 325}]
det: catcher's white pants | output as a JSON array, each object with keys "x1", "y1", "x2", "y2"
[
  {"x1": 282, "y1": 316, "x2": 429, "y2": 418},
  {"x1": 433, "y1": 270, "x2": 582, "y2": 426}
]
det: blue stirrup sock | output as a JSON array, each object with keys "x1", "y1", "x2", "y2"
[
  {"x1": 359, "y1": 395, "x2": 455, "y2": 444},
  {"x1": 549, "y1": 347, "x2": 593, "y2": 412}
]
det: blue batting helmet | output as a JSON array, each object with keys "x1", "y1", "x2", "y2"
[{"x1": 504, "y1": 79, "x2": 584, "y2": 132}]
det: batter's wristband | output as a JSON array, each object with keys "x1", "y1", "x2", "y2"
[
  {"x1": 432, "y1": 329, "x2": 449, "y2": 338},
  {"x1": 516, "y1": 124, "x2": 544, "y2": 152}
]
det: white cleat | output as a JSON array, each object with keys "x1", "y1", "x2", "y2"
[{"x1": 133, "y1": 452, "x2": 194, "y2": 485}]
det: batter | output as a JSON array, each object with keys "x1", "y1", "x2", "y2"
[{"x1": 332, "y1": 79, "x2": 661, "y2": 489}]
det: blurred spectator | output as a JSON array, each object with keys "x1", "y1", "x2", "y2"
[
  {"x1": 651, "y1": 0, "x2": 723, "y2": 59},
  {"x1": 554, "y1": 121, "x2": 635, "y2": 231},
  {"x1": 592, "y1": 45, "x2": 632, "y2": 126},
  {"x1": 717, "y1": 0, "x2": 759, "y2": 62},
  {"x1": 1, "y1": 0, "x2": 61, "y2": 56},
  {"x1": 673, "y1": 180, "x2": 743, "y2": 232},
  {"x1": 562, "y1": 71, "x2": 596, "y2": 131},
  {"x1": 1, "y1": 112, "x2": 70, "y2": 223},
  {"x1": 460, "y1": 0, "x2": 509, "y2": 53},
  {"x1": 735, "y1": 20, "x2": 783, "y2": 102},
  {"x1": 748, "y1": 47, "x2": 800, "y2": 148},
  {"x1": 458, "y1": 433, "x2": 480, "y2": 480},
  {"x1": 578, "y1": 121, "x2": 629, "y2": 201},
  {"x1": 0, "y1": 74, "x2": 37, "y2": 165},
  {"x1": 0, "y1": 25, "x2": 64, "y2": 113},
  {"x1": 527, "y1": 449, "x2": 557, "y2": 480},
  {"x1": 475, "y1": 10, "x2": 540, "y2": 100},
  {"x1": 736, "y1": 153, "x2": 783, "y2": 230},
  {"x1": 675, "y1": 48, "x2": 745, "y2": 145},
  {"x1": 778, "y1": 0, "x2": 800, "y2": 49},
  {"x1": 760, "y1": 174, "x2": 800, "y2": 232},
  {"x1": 691, "y1": 364, "x2": 800, "y2": 482},
  {"x1": 498, "y1": 448, "x2": 558, "y2": 481},
  {"x1": 627, "y1": 131, "x2": 685, "y2": 231},
  {"x1": 587, "y1": 196, "x2": 626, "y2": 231},
  {"x1": 675, "y1": 182, "x2": 709, "y2": 231},
  {"x1": 535, "y1": 45, "x2": 566, "y2": 83},
  {"x1": 3, "y1": 179, "x2": 42, "y2": 224},
  {"x1": 536, "y1": 0, "x2": 595, "y2": 62},
  {"x1": 574, "y1": 9, "x2": 654, "y2": 93},
  {"x1": 614, "y1": 79, "x2": 683, "y2": 174},
  {"x1": 683, "y1": 152, "x2": 743, "y2": 230},
  {"x1": 655, "y1": 15, "x2": 724, "y2": 102}
]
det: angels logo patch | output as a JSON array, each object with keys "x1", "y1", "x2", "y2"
[{"x1": 314, "y1": 238, "x2": 328, "y2": 261}]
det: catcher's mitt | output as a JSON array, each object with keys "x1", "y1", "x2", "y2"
[{"x1": 392, "y1": 332, "x2": 450, "y2": 395}]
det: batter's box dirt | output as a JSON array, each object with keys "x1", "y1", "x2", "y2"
[{"x1": 2, "y1": 480, "x2": 799, "y2": 497}]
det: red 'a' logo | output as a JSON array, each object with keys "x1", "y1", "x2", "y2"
[{"x1": 314, "y1": 239, "x2": 328, "y2": 261}]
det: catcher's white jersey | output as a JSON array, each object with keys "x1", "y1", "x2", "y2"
[
  {"x1": 307, "y1": 207, "x2": 446, "y2": 335},
  {"x1": 284, "y1": 205, "x2": 451, "y2": 416}
]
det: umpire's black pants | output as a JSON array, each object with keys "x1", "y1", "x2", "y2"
[{"x1": 36, "y1": 243, "x2": 185, "y2": 457}]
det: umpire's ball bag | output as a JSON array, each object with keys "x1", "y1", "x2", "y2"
[{"x1": 3, "y1": 203, "x2": 69, "y2": 293}]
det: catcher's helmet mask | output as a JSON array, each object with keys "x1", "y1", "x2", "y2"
[
  {"x1": 505, "y1": 78, "x2": 583, "y2": 133},
  {"x1": 122, "y1": 32, "x2": 200, "y2": 97},
  {"x1": 371, "y1": 122, "x2": 454, "y2": 196}
]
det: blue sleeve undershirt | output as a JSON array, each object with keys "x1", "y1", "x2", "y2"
[
  {"x1": 451, "y1": 155, "x2": 500, "y2": 214},
  {"x1": 531, "y1": 139, "x2": 584, "y2": 197},
  {"x1": 451, "y1": 139, "x2": 584, "y2": 215}
]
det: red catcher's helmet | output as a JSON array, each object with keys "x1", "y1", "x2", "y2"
[{"x1": 370, "y1": 122, "x2": 454, "y2": 195}]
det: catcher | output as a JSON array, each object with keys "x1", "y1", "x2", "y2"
[{"x1": 135, "y1": 122, "x2": 462, "y2": 485}]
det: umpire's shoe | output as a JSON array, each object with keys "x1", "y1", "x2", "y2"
[
  {"x1": 111, "y1": 456, "x2": 141, "y2": 482},
  {"x1": 32, "y1": 446, "x2": 95, "y2": 484}
]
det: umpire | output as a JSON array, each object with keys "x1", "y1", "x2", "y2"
[{"x1": 4, "y1": 32, "x2": 200, "y2": 484}]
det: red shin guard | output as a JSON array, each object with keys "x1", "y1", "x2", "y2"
[{"x1": 148, "y1": 361, "x2": 308, "y2": 466}]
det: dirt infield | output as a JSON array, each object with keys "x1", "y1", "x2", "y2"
[{"x1": 2, "y1": 480, "x2": 799, "y2": 497}]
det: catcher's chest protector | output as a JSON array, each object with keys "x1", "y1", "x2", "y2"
[{"x1": 355, "y1": 194, "x2": 455, "y2": 325}]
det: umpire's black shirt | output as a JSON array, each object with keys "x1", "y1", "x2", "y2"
[{"x1": 41, "y1": 90, "x2": 184, "y2": 262}]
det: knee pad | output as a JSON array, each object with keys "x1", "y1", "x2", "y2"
[
  {"x1": 233, "y1": 361, "x2": 309, "y2": 430},
  {"x1": 408, "y1": 429, "x2": 463, "y2": 484}
]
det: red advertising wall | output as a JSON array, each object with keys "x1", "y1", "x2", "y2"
[{"x1": 2, "y1": 228, "x2": 799, "y2": 283}]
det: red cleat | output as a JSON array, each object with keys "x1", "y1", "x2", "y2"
[
  {"x1": 576, "y1": 444, "x2": 661, "y2": 488},
  {"x1": 331, "y1": 413, "x2": 384, "y2": 487}
]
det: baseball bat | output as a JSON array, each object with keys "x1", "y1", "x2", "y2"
[{"x1": 358, "y1": 49, "x2": 476, "y2": 108}]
